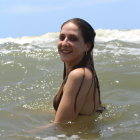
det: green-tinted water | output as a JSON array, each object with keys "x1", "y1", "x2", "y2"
[{"x1": 0, "y1": 31, "x2": 140, "y2": 140}]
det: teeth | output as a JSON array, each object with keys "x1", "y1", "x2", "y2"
[
  {"x1": 61, "y1": 50, "x2": 71, "y2": 54},
  {"x1": 63, "y1": 50, "x2": 69, "y2": 53}
]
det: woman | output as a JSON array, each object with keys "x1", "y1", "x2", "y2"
[
  {"x1": 29, "y1": 18, "x2": 104, "y2": 133},
  {"x1": 53, "y1": 18, "x2": 104, "y2": 123}
]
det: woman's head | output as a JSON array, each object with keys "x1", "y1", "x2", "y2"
[
  {"x1": 58, "y1": 21, "x2": 90, "y2": 66},
  {"x1": 61, "y1": 18, "x2": 96, "y2": 53}
]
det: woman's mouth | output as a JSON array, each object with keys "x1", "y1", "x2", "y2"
[{"x1": 59, "y1": 49, "x2": 72, "y2": 55}]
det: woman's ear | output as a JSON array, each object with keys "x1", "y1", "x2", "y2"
[{"x1": 86, "y1": 43, "x2": 91, "y2": 51}]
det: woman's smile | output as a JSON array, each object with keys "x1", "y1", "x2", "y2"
[{"x1": 59, "y1": 49, "x2": 72, "y2": 55}]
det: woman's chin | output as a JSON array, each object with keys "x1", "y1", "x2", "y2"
[
  {"x1": 61, "y1": 58, "x2": 71, "y2": 63},
  {"x1": 60, "y1": 58, "x2": 74, "y2": 64},
  {"x1": 60, "y1": 56, "x2": 71, "y2": 62}
]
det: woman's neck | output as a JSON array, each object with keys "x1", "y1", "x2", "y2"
[
  {"x1": 65, "y1": 65, "x2": 72, "y2": 77},
  {"x1": 65, "y1": 55, "x2": 85, "y2": 70}
]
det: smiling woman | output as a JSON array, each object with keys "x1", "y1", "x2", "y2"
[{"x1": 53, "y1": 18, "x2": 105, "y2": 123}]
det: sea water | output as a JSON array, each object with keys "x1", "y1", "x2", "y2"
[{"x1": 0, "y1": 29, "x2": 140, "y2": 140}]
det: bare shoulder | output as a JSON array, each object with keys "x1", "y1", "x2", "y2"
[
  {"x1": 68, "y1": 68, "x2": 93, "y2": 82},
  {"x1": 63, "y1": 68, "x2": 93, "y2": 96}
]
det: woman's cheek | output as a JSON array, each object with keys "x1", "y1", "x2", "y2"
[{"x1": 57, "y1": 42, "x2": 61, "y2": 51}]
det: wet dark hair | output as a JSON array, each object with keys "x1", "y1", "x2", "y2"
[{"x1": 53, "y1": 18, "x2": 101, "y2": 112}]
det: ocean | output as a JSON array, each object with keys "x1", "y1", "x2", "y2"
[{"x1": 0, "y1": 29, "x2": 140, "y2": 140}]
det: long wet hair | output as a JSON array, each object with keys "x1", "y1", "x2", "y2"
[{"x1": 53, "y1": 18, "x2": 101, "y2": 112}]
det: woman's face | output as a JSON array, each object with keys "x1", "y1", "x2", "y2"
[{"x1": 57, "y1": 22, "x2": 89, "y2": 67}]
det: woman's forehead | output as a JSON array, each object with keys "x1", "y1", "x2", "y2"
[{"x1": 61, "y1": 22, "x2": 81, "y2": 35}]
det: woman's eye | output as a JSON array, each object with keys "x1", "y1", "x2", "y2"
[
  {"x1": 59, "y1": 34, "x2": 78, "y2": 42},
  {"x1": 69, "y1": 36, "x2": 78, "y2": 41},
  {"x1": 59, "y1": 35, "x2": 65, "y2": 41}
]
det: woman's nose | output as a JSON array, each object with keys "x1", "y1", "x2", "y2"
[{"x1": 61, "y1": 37, "x2": 69, "y2": 46}]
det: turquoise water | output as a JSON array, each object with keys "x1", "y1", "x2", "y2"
[{"x1": 0, "y1": 30, "x2": 140, "y2": 140}]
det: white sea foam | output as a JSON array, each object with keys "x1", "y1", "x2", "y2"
[
  {"x1": 96, "y1": 29, "x2": 140, "y2": 43},
  {"x1": 0, "y1": 30, "x2": 140, "y2": 44},
  {"x1": 0, "y1": 32, "x2": 59, "y2": 46},
  {"x1": 0, "y1": 30, "x2": 140, "y2": 56},
  {"x1": 94, "y1": 46, "x2": 140, "y2": 56}
]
